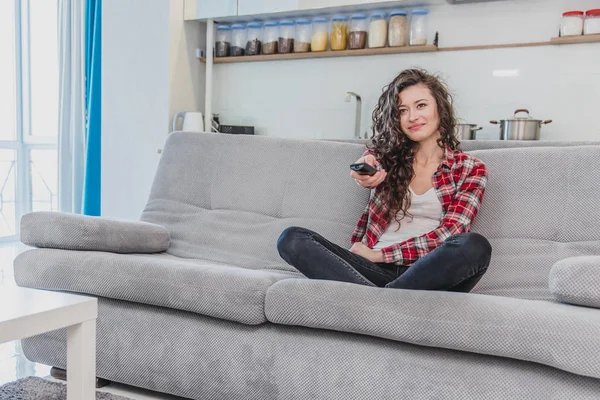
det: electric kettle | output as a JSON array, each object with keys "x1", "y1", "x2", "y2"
[{"x1": 172, "y1": 111, "x2": 204, "y2": 132}]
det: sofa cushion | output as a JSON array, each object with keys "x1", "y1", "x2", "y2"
[
  {"x1": 14, "y1": 248, "x2": 302, "y2": 325},
  {"x1": 21, "y1": 212, "x2": 170, "y2": 253},
  {"x1": 469, "y1": 145, "x2": 600, "y2": 243},
  {"x1": 549, "y1": 256, "x2": 600, "y2": 308},
  {"x1": 141, "y1": 132, "x2": 369, "y2": 270},
  {"x1": 265, "y1": 279, "x2": 600, "y2": 379}
]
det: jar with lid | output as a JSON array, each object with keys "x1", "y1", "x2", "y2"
[
  {"x1": 388, "y1": 10, "x2": 408, "y2": 47},
  {"x1": 349, "y1": 14, "x2": 367, "y2": 49},
  {"x1": 368, "y1": 12, "x2": 387, "y2": 48},
  {"x1": 263, "y1": 21, "x2": 279, "y2": 54},
  {"x1": 584, "y1": 9, "x2": 600, "y2": 35},
  {"x1": 230, "y1": 24, "x2": 246, "y2": 56},
  {"x1": 245, "y1": 22, "x2": 263, "y2": 56},
  {"x1": 279, "y1": 20, "x2": 295, "y2": 54},
  {"x1": 560, "y1": 11, "x2": 584, "y2": 36},
  {"x1": 311, "y1": 17, "x2": 329, "y2": 52},
  {"x1": 294, "y1": 19, "x2": 312, "y2": 52},
  {"x1": 330, "y1": 15, "x2": 348, "y2": 51},
  {"x1": 215, "y1": 25, "x2": 231, "y2": 57},
  {"x1": 409, "y1": 9, "x2": 428, "y2": 46}
]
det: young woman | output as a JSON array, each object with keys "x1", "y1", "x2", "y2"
[{"x1": 277, "y1": 68, "x2": 491, "y2": 292}]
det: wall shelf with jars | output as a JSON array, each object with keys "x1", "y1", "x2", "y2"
[
  {"x1": 200, "y1": 33, "x2": 600, "y2": 64},
  {"x1": 200, "y1": 8, "x2": 600, "y2": 64},
  {"x1": 204, "y1": 9, "x2": 434, "y2": 63}
]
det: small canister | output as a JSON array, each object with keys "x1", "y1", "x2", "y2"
[
  {"x1": 294, "y1": 18, "x2": 312, "y2": 52},
  {"x1": 409, "y1": 9, "x2": 428, "y2": 46},
  {"x1": 230, "y1": 24, "x2": 246, "y2": 56},
  {"x1": 215, "y1": 25, "x2": 231, "y2": 57},
  {"x1": 279, "y1": 20, "x2": 295, "y2": 54},
  {"x1": 245, "y1": 22, "x2": 263, "y2": 56},
  {"x1": 311, "y1": 17, "x2": 329, "y2": 52},
  {"x1": 584, "y1": 9, "x2": 600, "y2": 35},
  {"x1": 349, "y1": 14, "x2": 367, "y2": 49},
  {"x1": 388, "y1": 10, "x2": 408, "y2": 47},
  {"x1": 368, "y1": 12, "x2": 387, "y2": 48},
  {"x1": 560, "y1": 11, "x2": 584, "y2": 36},
  {"x1": 330, "y1": 15, "x2": 349, "y2": 51},
  {"x1": 263, "y1": 21, "x2": 279, "y2": 54}
]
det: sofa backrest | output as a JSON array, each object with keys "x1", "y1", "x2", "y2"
[
  {"x1": 468, "y1": 145, "x2": 600, "y2": 300},
  {"x1": 142, "y1": 132, "x2": 369, "y2": 271},
  {"x1": 143, "y1": 133, "x2": 600, "y2": 301},
  {"x1": 469, "y1": 145, "x2": 600, "y2": 242}
]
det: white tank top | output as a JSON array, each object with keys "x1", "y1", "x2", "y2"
[{"x1": 372, "y1": 187, "x2": 443, "y2": 250}]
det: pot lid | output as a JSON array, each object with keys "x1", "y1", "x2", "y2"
[
  {"x1": 506, "y1": 109, "x2": 543, "y2": 121},
  {"x1": 490, "y1": 109, "x2": 552, "y2": 125}
]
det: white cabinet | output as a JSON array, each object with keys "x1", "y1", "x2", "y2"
[
  {"x1": 237, "y1": 0, "x2": 299, "y2": 16},
  {"x1": 186, "y1": 0, "x2": 237, "y2": 20}
]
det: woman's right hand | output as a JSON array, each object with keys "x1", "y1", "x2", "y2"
[{"x1": 350, "y1": 154, "x2": 387, "y2": 189}]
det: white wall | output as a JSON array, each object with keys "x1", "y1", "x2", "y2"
[
  {"x1": 213, "y1": 0, "x2": 600, "y2": 141},
  {"x1": 102, "y1": 0, "x2": 205, "y2": 219},
  {"x1": 102, "y1": 0, "x2": 170, "y2": 219},
  {"x1": 169, "y1": 4, "x2": 206, "y2": 131}
]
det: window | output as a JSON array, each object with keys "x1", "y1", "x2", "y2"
[{"x1": 0, "y1": 0, "x2": 59, "y2": 241}]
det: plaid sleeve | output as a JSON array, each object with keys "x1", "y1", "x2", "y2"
[
  {"x1": 379, "y1": 160, "x2": 488, "y2": 265},
  {"x1": 350, "y1": 148, "x2": 374, "y2": 243},
  {"x1": 351, "y1": 203, "x2": 370, "y2": 243}
]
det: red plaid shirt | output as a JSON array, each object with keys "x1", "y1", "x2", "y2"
[{"x1": 351, "y1": 147, "x2": 488, "y2": 266}]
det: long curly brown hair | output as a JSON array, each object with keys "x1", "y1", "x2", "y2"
[{"x1": 367, "y1": 68, "x2": 460, "y2": 225}]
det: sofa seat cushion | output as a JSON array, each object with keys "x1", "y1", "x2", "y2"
[
  {"x1": 14, "y1": 248, "x2": 302, "y2": 325},
  {"x1": 550, "y1": 256, "x2": 600, "y2": 308},
  {"x1": 265, "y1": 279, "x2": 600, "y2": 379}
]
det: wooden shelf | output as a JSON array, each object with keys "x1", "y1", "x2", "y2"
[
  {"x1": 550, "y1": 33, "x2": 600, "y2": 45},
  {"x1": 199, "y1": 34, "x2": 600, "y2": 64},
  {"x1": 201, "y1": 45, "x2": 437, "y2": 63}
]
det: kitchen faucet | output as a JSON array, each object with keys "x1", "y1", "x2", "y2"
[{"x1": 345, "y1": 92, "x2": 362, "y2": 140}]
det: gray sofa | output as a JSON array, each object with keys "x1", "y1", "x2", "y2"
[{"x1": 14, "y1": 132, "x2": 600, "y2": 399}]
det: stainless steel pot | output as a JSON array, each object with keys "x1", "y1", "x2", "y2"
[
  {"x1": 490, "y1": 109, "x2": 552, "y2": 140},
  {"x1": 455, "y1": 123, "x2": 482, "y2": 140}
]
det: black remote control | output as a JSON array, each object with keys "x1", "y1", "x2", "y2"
[{"x1": 350, "y1": 163, "x2": 378, "y2": 176}]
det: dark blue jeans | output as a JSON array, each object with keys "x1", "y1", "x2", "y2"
[{"x1": 277, "y1": 227, "x2": 492, "y2": 292}]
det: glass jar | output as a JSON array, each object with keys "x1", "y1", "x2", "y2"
[
  {"x1": 245, "y1": 22, "x2": 263, "y2": 56},
  {"x1": 230, "y1": 24, "x2": 246, "y2": 56},
  {"x1": 560, "y1": 11, "x2": 584, "y2": 36},
  {"x1": 263, "y1": 21, "x2": 279, "y2": 54},
  {"x1": 330, "y1": 15, "x2": 348, "y2": 51},
  {"x1": 584, "y1": 9, "x2": 600, "y2": 35},
  {"x1": 388, "y1": 10, "x2": 408, "y2": 47},
  {"x1": 348, "y1": 14, "x2": 367, "y2": 50},
  {"x1": 294, "y1": 19, "x2": 312, "y2": 52},
  {"x1": 368, "y1": 12, "x2": 387, "y2": 48},
  {"x1": 409, "y1": 9, "x2": 428, "y2": 46},
  {"x1": 311, "y1": 17, "x2": 329, "y2": 52},
  {"x1": 215, "y1": 25, "x2": 231, "y2": 57},
  {"x1": 279, "y1": 20, "x2": 295, "y2": 54}
]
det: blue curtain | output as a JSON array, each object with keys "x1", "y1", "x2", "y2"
[{"x1": 83, "y1": 0, "x2": 101, "y2": 215}]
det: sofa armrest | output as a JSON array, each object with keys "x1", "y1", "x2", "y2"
[
  {"x1": 549, "y1": 256, "x2": 600, "y2": 308},
  {"x1": 20, "y1": 212, "x2": 170, "y2": 253}
]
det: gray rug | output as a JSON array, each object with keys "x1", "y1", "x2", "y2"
[{"x1": 0, "y1": 377, "x2": 134, "y2": 400}]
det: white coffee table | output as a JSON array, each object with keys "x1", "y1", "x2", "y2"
[{"x1": 0, "y1": 286, "x2": 98, "y2": 399}]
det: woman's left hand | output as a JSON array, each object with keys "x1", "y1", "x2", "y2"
[{"x1": 350, "y1": 242, "x2": 384, "y2": 263}]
